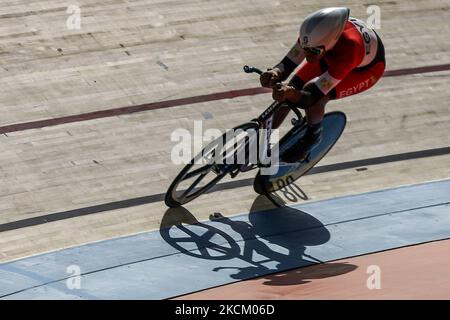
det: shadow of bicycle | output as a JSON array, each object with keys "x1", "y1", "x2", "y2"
[{"x1": 159, "y1": 195, "x2": 357, "y2": 286}]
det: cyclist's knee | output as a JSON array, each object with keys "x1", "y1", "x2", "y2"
[
  {"x1": 315, "y1": 94, "x2": 330, "y2": 108},
  {"x1": 299, "y1": 81, "x2": 330, "y2": 110}
]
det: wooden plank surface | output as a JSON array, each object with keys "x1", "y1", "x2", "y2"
[{"x1": 0, "y1": 0, "x2": 449, "y2": 262}]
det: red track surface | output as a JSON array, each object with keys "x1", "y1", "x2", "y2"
[{"x1": 177, "y1": 239, "x2": 450, "y2": 300}]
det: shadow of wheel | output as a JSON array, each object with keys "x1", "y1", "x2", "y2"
[{"x1": 160, "y1": 207, "x2": 241, "y2": 260}]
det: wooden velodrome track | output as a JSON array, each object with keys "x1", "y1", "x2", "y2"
[{"x1": 0, "y1": 0, "x2": 449, "y2": 296}]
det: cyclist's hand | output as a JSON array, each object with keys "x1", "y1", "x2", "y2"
[
  {"x1": 272, "y1": 83, "x2": 297, "y2": 102},
  {"x1": 260, "y1": 68, "x2": 283, "y2": 88}
]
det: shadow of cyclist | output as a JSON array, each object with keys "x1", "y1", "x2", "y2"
[
  {"x1": 159, "y1": 195, "x2": 357, "y2": 286},
  {"x1": 160, "y1": 206, "x2": 241, "y2": 261}
]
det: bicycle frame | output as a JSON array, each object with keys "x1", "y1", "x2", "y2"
[
  {"x1": 165, "y1": 66, "x2": 310, "y2": 207},
  {"x1": 243, "y1": 65, "x2": 305, "y2": 168},
  {"x1": 245, "y1": 101, "x2": 305, "y2": 168}
]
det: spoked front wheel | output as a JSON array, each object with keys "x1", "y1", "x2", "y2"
[{"x1": 165, "y1": 121, "x2": 260, "y2": 207}]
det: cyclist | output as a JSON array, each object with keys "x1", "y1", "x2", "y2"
[{"x1": 260, "y1": 7, "x2": 386, "y2": 162}]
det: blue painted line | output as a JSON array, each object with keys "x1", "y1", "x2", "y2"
[{"x1": 1, "y1": 179, "x2": 449, "y2": 299}]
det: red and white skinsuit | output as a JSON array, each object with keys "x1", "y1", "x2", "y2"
[{"x1": 273, "y1": 17, "x2": 386, "y2": 126}]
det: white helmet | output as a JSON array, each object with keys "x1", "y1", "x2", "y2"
[{"x1": 300, "y1": 7, "x2": 350, "y2": 51}]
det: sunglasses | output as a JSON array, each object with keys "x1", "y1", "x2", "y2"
[{"x1": 303, "y1": 46, "x2": 325, "y2": 56}]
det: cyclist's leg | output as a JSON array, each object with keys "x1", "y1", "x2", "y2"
[
  {"x1": 304, "y1": 59, "x2": 385, "y2": 123},
  {"x1": 283, "y1": 60, "x2": 385, "y2": 162},
  {"x1": 272, "y1": 60, "x2": 322, "y2": 129},
  {"x1": 293, "y1": 59, "x2": 328, "y2": 125},
  {"x1": 332, "y1": 61, "x2": 385, "y2": 99},
  {"x1": 304, "y1": 90, "x2": 330, "y2": 124},
  {"x1": 331, "y1": 31, "x2": 386, "y2": 100},
  {"x1": 276, "y1": 58, "x2": 384, "y2": 145}
]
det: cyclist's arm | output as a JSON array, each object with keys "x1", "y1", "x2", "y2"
[{"x1": 273, "y1": 39, "x2": 305, "y2": 81}]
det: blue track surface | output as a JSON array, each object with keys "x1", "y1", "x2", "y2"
[{"x1": 1, "y1": 179, "x2": 449, "y2": 299}]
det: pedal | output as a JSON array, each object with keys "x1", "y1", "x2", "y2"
[
  {"x1": 211, "y1": 163, "x2": 222, "y2": 175},
  {"x1": 259, "y1": 162, "x2": 272, "y2": 168},
  {"x1": 229, "y1": 167, "x2": 240, "y2": 178},
  {"x1": 238, "y1": 163, "x2": 257, "y2": 172}
]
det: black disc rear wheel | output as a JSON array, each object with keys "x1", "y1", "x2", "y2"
[{"x1": 253, "y1": 111, "x2": 347, "y2": 195}]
